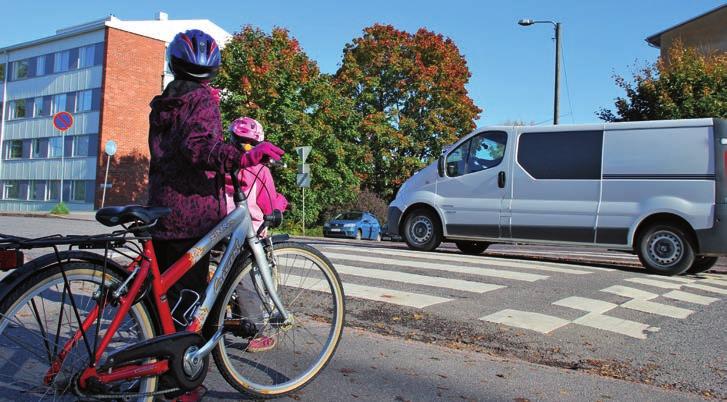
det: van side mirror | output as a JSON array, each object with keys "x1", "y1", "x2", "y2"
[{"x1": 438, "y1": 156, "x2": 445, "y2": 177}]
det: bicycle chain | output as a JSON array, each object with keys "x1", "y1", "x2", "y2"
[{"x1": 72, "y1": 374, "x2": 180, "y2": 400}]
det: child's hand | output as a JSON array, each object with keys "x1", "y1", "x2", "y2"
[{"x1": 241, "y1": 142, "x2": 284, "y2": 167}]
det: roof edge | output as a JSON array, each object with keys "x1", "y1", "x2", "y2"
[{"x1": 646, "y1": 4, "x2": 727, "y2": 48}]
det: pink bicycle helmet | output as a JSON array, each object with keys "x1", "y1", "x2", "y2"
[{"x1": 229, "y1": 117, "x2": 265, "y2": 144}]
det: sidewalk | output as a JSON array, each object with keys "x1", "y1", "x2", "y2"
[
  {"x1": 204, "y1": 327, "x2": 705, "y2": 402},
  {"x1": 0, "y1": 211, "x2": 96, "y2": 221}
]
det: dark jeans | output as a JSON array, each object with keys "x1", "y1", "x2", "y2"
[{"x1": 153, "y1": 238, "x2": 210, "y2": 329}]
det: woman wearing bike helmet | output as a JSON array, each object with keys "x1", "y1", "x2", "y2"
[{"x1": 147, "y1": 30, "x2": 284, "y2": 398}]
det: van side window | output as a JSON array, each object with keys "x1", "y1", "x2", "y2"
[
  {"x1": 445, "y1": 140, "x2": 471, "y2": 177},
  {"x1": 518, "y1": 131, "x2": 603, "y2": 180},
  {"x1": 466, "y1": 131, "x2": 507, "y2": 174}
]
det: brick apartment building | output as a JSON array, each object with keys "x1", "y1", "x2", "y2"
[
  {"x1": 646, "y1": 4, "x2": 727, "y2": 61},
  {"x1": 0, "y1": 13, "x2": 230, "y2": 211}
]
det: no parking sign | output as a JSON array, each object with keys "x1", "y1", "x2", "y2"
[{"x1": 52, "y1": 112, "x2": 74, "y2": 132}]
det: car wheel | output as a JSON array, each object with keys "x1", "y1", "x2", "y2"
[
  {"x1": 403, "y1": 209, "x2": 442, "y2": 251},
  {"x1": 684, "y1": 255, "x2": 719, "y2": 275},
  {"x1": 455, "y1": 241, "x2": 489, "y2": 255},
  {"x1": 637, "y1": 223, "x2": 695, "y2": 276},
  {"x1": 355, "y1": 229, "x2": 362, "y2": 240}
]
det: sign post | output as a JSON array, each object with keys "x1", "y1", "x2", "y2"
[
  {"x1": 295, "y1": 146, "x2": 312, "y2": 236},
  {"x1": 101, "y1": 140, "x2": 117, "y2": 208},
  {"x1": 52, "y1": 112, "x2": 74, "y2": 204}
]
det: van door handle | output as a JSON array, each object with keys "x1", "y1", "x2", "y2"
[{"x1": 498, "y1": 171, "x2": 506, "y2": 188}]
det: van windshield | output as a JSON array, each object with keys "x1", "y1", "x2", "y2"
[{"x1": 335, "y1": 212, "x2": 363, "y2": 221}]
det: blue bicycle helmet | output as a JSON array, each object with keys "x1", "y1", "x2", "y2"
[{"x1": 168, "y1": 29, "x2": 221, "y2": 81}]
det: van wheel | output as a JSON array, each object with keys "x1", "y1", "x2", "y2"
[
  {"x1": 403, "y1": 209, "x2": 442, "y2": 251},
  {"x1": 455, "y1": 241, "x2": 490, "y2": 255},
  {"x1": 684, "y1": 255, "x2": 719, "y2": 275},
  {"x1": 637, "y1": 224, "x2": 695, "y2": 276}
]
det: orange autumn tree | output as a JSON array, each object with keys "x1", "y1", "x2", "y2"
[{"x1": 335, "y1": 24, "x2": 482, "y2": 200}]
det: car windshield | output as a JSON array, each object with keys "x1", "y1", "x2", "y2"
[{"x1": 335, "y1": 212, "x2": 363, "y2": 221}]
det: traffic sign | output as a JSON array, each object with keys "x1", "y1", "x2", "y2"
[
  {"x1": 295, "y1": 146, "x2": 312, "y2": 163},
  {"x1": 104, "y1": 140, "x2": 117, "y2": 156},
  {"x1": 52, "y1": 112, "x2": 74, "y2": 132},
  {"x1": 296, "y1": 173, "x2": 311, "y2": 188}
]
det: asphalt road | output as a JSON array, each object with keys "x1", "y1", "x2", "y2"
[{"x1": 0, "y1": 216, "x2": 725, "y2": 400}]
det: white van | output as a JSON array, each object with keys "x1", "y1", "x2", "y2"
[{"x1": 387, "y1": 118, "x2": 727, "y2": 275}]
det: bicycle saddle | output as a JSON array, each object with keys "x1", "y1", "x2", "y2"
[{"x1": 96, "y1": 205, "x2": 172, "y2": 227}]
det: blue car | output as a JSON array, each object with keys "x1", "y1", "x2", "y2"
[{"x1": 323, "y1": 211, "x2": 382, "y2": 240}]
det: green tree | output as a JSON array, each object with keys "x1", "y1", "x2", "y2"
[
  {"x1": 335, "y1": 24, "x2": 481, "y2": 200},
  {"x1": 215, "y1": 26, "x2": 365, "y2": 226},
  {"x1": 598, "y1": 43, "x2": 727, "y2": 122}
]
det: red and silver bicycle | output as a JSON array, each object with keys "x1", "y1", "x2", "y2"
[{"x1": 0, "y1": 171, "x2": 345, "y2": 400}]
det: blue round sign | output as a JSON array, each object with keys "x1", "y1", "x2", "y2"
[{"x1": 53, "y1": 112, "x2": 74, "y2": 132}]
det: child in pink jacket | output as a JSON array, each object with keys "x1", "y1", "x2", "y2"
[
  {"x1": 226, "y1": 117, "x2": 288, "y2": 236},
  {"x1": 225, "y1": 117, "x2": 288, "y2": 353}
]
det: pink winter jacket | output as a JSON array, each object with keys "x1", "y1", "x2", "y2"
[{"x1": 225, "y1": 164, "x2": 288, "y2": 232}]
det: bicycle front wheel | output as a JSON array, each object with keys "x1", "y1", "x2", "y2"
[
  {"x1": 0, "y1": 261, "x2": 158, "y2": 401},
  {"x1": 210, "y1": 241, "x2": 345, "y2": 398}
]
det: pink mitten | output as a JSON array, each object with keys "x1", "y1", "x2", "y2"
[{"x1": 240, "y1": 142, "x2": 284, "y2": 167}]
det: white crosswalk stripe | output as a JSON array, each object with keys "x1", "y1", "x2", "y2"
[
  {"x1": 553, "y1": 297, "x2": 617, "y2": 314},
  {"x1": 662, "y1": 290, "x2": 719, "y2": 305},
  {"x1": 323, "y1": 252, "x2": 548, "y2": 282},
  {"x1": 620, "y1": 299, "x2": 693, "y2": 319},
  {"x1": 480, "y1": 309, "x2": 571, "y2": 334},
  {"x1": 624, "y1": 278, "x2": 682, "y2": 290},
  {"x1": 683, "y1": 283, "x2": 727, "y2": 295},
  {"x1": 323, "y1": 245, "x2": 602, "y2": 274},
  {"x1": 572, "y1": 313, "x2": 655, "y2": 340},
  {"x1": 283, "y1": 274, "x2": 451, "y2": 308},
  {"x1": 292, "y1": 260, "x2": 505, "y2": 294},
  {"x1": 601, "y1": 285, "x2": 658, "y2": 300}
]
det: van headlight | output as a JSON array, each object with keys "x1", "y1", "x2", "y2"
[{"x1": 343, "y1": 223, "x2": 355, "y2": 228}]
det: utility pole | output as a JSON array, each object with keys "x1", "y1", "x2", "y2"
[{"x1": 553, "y1": 22, "x2": 561, "y2": 125}]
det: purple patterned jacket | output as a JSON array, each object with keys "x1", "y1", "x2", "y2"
[{"x1": 148, "y1": 80, "x2": 243, "y2": 240}]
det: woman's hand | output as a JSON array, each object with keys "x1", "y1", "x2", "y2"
[{"x1": 241, "y1": 142, "x2": 284, "y2": 167}]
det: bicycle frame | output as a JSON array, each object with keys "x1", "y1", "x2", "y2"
[{"x1": 50, "y1": 198, "x2": 291, "y2": 389}]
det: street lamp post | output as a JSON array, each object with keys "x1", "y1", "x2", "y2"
[{"x1": 518, "y1": 19, "x2": 562, "y2": 125}]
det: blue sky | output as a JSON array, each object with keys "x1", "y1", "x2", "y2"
[{"x1": 3, "y1": 1, "x2": 724, "y2": 126}]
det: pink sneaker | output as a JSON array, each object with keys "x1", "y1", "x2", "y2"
[
  {"x1": 247, "y1": 336, "x2": 276, "y2": 353},
  {"x1": 174, "y1": 385, "x2": 207, "y2": 402}
]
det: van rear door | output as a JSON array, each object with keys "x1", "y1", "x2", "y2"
[{"x1": 436, "y1": 130, "x2": 509, "y2": 239}]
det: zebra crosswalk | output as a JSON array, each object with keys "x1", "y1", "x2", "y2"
[{"x1": 310, "y1": 243, "x2": 726, "y2": 341}]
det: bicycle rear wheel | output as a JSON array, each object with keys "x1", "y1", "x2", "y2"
[
  {"x1": 210, "y1": 241, "x2": 345, "y2": 398},
  {"x1": 0, "y1": 261, "x2": 157, "y2": 401}
]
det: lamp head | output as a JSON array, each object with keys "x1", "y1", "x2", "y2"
[{"x1": 518, "y1": 19, "x2": 534, "y2": 26}]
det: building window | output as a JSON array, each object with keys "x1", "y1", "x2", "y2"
[
  {"x1": 71, "y1": 180, "x2": 86, "y2": 202},
  {"x1": 53, "y1": 50, "x2": 70, "y2": 73},
  {"x1": 72, "y1": 135, "x2": 90, "y2": 157},
  {"x1": 33, "y1": 96, "x2": 51, "y2": 117},
  {"x1": 11, "y1": 60, "x2": 29, "y2": 80},
  {"x1": 7, "y1": 140, "x2": 23, "y2": 159},
  {"x1": 75, "y1": 90, "x2": 93, "y2": 112},
  {"x1": 78, "y1": 45, "x2": 95, "y2": 69},
  {"x1": 30, "y1": 181, "x2": 47, "y2": 201},
  {"x1": 52, "y1": 93, "x2": 67, "y2": 114},
  {"x1": 517, "y1": 131, "x2": 604, "y2": 180},
  {"x1": 49, "y1": 181, "x2": 60, "y2": 201},
  {"x1": 35, "y1": 55, "x2": 46, "y2": 77},
  {"x1": 31, "y1": 138, "x2": 48, "y2": 158},
  {"x1": 3, "y1": 181, "x2": 21, "y2": 200},
  {"x1": 8, "y1": 99, "x2": 27, "y2": 120},
  {"x1": 49, "y1": 137, "x2": 63, "y2": 158}
]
